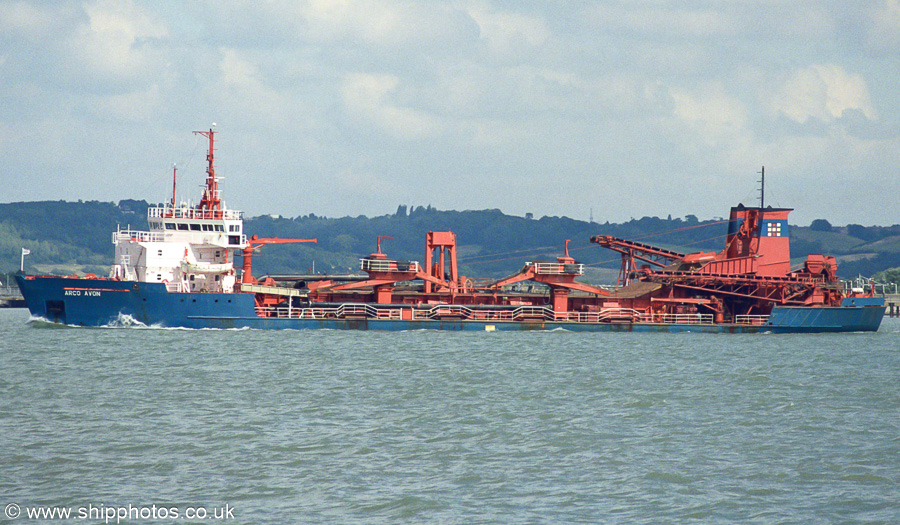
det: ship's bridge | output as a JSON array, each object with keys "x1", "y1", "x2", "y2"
[
  {"x1": 148, "y1": 205, "x2": 243, "y2": 221},
  {"x1": 113, "y1": 227, "x2": 247, "y2": 249},
  {"x1": 142, "y1": 204, "x2": 247, "y2": 249}
]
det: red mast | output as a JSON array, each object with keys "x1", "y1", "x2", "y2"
[{"x1": 193, "y1": 126, "x2": 221, "y2": 217}]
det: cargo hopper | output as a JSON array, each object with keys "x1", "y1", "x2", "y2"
[{"x1": 16, "y1": 129, "x2": 885, "y2": 333}]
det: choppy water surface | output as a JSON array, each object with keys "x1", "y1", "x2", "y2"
[{"x1": 1, "y1": 309, "x2": 898, "y2": 523}]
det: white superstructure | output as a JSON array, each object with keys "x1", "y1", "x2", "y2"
[
  {"x1": 111, "y1": 204, "x2": 247, "y2": 292},
  {"x1": 108, "y1": 127, "x2": 248, "y2": 293}
]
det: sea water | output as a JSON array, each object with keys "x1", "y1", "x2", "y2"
[{"x1": 1, "y1": 308, "x2": 898, "y2": 524}]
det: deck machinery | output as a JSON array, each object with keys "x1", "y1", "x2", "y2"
[
  {"x1": 251, "y1": 203, "x2": 862, "y2": 328},
  {"x1": 589, "y1": 205, "x2": 846, "y2": 324}
]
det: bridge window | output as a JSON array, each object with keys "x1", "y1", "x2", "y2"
[
  {"x1": 202, "y1": 224, "x2": 212, "y2": 232},
  {"x1": 190, "y1": 224, "x2": 201, "y2": 231},
  {"x1": 165, "y1": 223, "x2": 176, "y2": 230},
  {"x1": 177, "y1": 224, "x2": 189, "y2": 231}
]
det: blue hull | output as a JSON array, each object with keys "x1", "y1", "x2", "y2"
[
  {"x1": 16, "y1": 276, "x2": 886, "y2": 333},
  {"x1": 766, "y1": 302, "x2": 886, "y2": 333},
  {"x1": 15, "y1": 275, "x2": 253, "y2": 327}
]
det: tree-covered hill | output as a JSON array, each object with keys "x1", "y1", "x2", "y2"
[
  {"x1": 2, "y1": 200, "x2": 899, "y2": 284},
  {"x1": 244, "y1": 207, "x2": 730, "y2": 280},
  {"x1": 0, "y1": 200, "x2": 149, "y2": 276}
]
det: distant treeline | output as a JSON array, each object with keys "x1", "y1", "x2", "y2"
[{"x1": 1, "y1": 200, "x2": 899, "y2": 283}]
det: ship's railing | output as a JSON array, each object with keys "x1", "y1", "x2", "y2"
[
  {"x1": 411, "y1": 305, "x2": 556, "y2": 321},
  {"x1": 734, "y1": 314, "x2": 770, "y2": 325},
  {"x1": 113, "y1": 229, "x2": 245, "y2": 247},
  {"x1": 148, "y1": 206, "x2": 243, "y2": 220},
  {"x1": 113, "y1": 229, "x2": 165, "y2": 243},
  {"x1": 559, "y1": 309, "x2": 638, "y2": 323},
  {"x1": 255, "y1": 303, "x2": 403, "y2": 320},
  {"x1": 359, "y1": 259, "x2": 422, "y2": 273},
  {"x1": 560, "y1": 310, "x2": 714, "y2": 324},
  {"x1": 253, "y1": 303, "x2": 712, "y2": 324},
  {"x1": 165, "y1": 281, "x2": 183, "y2": 293},
  {"x1": 650, "y1": 313, "x2": 714, "y2": 325},
  {"x1": 598, "y1": 308, "x2": 646, "y2": 322},
  {"x1": 560, "y1": 312, "x2": 598, "y2": 323},
  {"x1": 530, "y1": 262, "x2": 584, "y2": 275},
  {"x1": 515, "y1": 306, "x2": 557, "y2": 320},
  {"x1": 411, "y1": 305, "x2": 472, "y2": 320}
]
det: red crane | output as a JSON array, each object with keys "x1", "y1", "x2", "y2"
[
  {"x1": 241, "y1": 235, "x2": 317, "y2": 285},
  {"x1": 590, "y1": 235, "x2": 685, "y2": 286}
]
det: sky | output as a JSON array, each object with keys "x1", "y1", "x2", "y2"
[{"x1": 1, "y1": 1, "x2": 899, "y2": 226}]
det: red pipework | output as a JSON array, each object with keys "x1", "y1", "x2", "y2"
[
  {"x1": 373, "y1": 236, "x2": 393, "y2": 259},
  {"x1": 558, "y1": 239, "x2": 574, "y2": 264}
]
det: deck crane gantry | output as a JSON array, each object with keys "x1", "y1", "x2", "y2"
[{"x1": 589, "y1": 235, "x2": 686, "y2": 286}]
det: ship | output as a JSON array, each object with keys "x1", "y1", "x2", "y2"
[{"x1": 16, "y1": 129, "x2": 885, "y2": 332}]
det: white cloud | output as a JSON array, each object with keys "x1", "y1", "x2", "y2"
[
  {"x1": 0, "y1": 1, "x2": 79, "y2": 42},
  {"x1": 219, "y1": 49, "x2": 262, "y2": 90},
  {"x1": 68, "y1": 0, "x2": 168, "y2": 84},
  {"x1": 340, "y1": 73, "x2": 444, "y2": 140},
  {"x1": 200, "y1": 48, "x2": 302, "y2": 132},
  {"x1": 1, "y1": 1, "x2": 898, "y2": 225},
  {"x1": 300, "y1": 0, "x2": 477, "y2": 51},
  {"x1": 584, "y1": 1, "x2": 833, "y2": 42},
  {"x1": 773, "y1": 64, "x2": 878, "y2": 124},
  {"x1": 586, "y1": 3, "x2": 739, "y2": 39},
  {"x1": 465, "y1": 3, "x2": 549, "y2": 60},
  {"x1": 866, "y1": 0, "x2": 900, "y2": 52},
  {"x1": 96, "y1": 84, "x2": 161, "y2": 121},
  {"x1": 671, "y1": 83, "x2": 750, "y2": 147}
]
